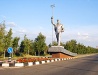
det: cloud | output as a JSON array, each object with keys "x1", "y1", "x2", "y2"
[
  {"x1": 77, "y1": 32, "x2": 81, "y2": 36},
  {"x1": 6, "y1": 22, "x2": 16, "y2": 27},
  {"x1": 17, "y1": 29, "x2": 27, "y2": 34},
  {"x1": 77, "y1": 32, "x2": 89, "y2": 40}
]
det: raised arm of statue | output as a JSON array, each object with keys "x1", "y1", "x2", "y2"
[{"x1": 51, "y1": 16, "x2": 55, "y2": 26}]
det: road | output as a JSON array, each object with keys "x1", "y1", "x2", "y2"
[{"x1": 0, "y1": 54, "x2": 98, "y2": 75}]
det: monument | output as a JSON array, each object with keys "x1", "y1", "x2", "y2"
[
  {"x1": 48, "y1": 5, "x2": 77, "y2": 58},
  {"x1": 51, "y1": 16, "x2": 64, "y2": 46},
  {"x1": 48, "y1": 16, "x2": 77, "y2": 58},
  {"x1": 50, "y1": 4, "x2": 64, "y2": 46}
]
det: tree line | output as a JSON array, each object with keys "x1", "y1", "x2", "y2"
[
  {"x1": 51, "y1": 40, "x2": 98, "y2": 54},
  {"x1": 0, "y1": 21, "x2": 98, "y2": 57},
  {"x1": 0, "y1": 22, "x2": 48, "y2": 57}
]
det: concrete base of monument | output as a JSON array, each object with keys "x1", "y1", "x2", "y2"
[
  {"x1": 48, "y1": 46, "x2": 77, "y2": 58},
  {"x1": 52, "y1": 52, "x2": 72, "y2": 58}
]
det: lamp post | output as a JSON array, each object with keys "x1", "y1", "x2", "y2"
[{"x1": 51, "y1": 4, "x2": 55, "y2": 45}]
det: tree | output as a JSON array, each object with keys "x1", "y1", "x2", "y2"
[
  {"x1": 76, "y1": 43, "x2": 86, "y2": 54},
  {"x1": 19, "y1": 35, "x2": 33, "y2": 55},
  {"x1": 29, "y1": 40, "x2": 34, "y2": 55},
  {"x1": 64, "y1": 40, "x2": 77, "y2": 53},
  {"x1": 12, "y1": 37, "x2": 20, "y2": 56},
  {"x1": 12, "y1": 37, "x2": 20, "y2": 50},
  {"x1": 19, "y1": 40, "x2": 25, "y2": 53},
  {"x1": 4, "y1": 28, "x2": 13, "y2": 49},
  {"x1": 0, "y1": 21, "x2": 5, "y2": 56},
  {"x1": 33, "y1": 32, "x2": 47, "y2": 56},
  {"x1": 52, "y1": 41, "x2": 57, "y2": 46},
  {"x1": 4, "y1": 28, "x2": 13, "y2": 56},
  {"x1": 51, "y1": 41, "x2": 64, "y2": 46},
  {"x1": 24, "y1": 35, "x2": 32, "y2": 54}
]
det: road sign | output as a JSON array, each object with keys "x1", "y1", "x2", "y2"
[{"x1": 7, "y1": 47, "x2": 13, "y2": 53}]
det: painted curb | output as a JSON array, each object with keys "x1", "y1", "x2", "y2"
[
  {"x1": 0, "y1": 58, "x2": 74, "y2": 67},
  {"x1": 51, "y1": 60, "x2": 54, "y2": 62},
  {"x1": 35, "y1": 61, "x2": 40, "y2": 65},
  {"x1": 41, "y1": 61, "x2": 45, "y2": 64},
  {"x1": 28, "y1": 62, "x2": 33, "y2": 66},
  {"x1": 46, "y1": 60, "x2": 50, "y2": 63},
  {"x1": 2, "y1": 63, "x2": 9, "y2": 67},
  {"x1": 15, "y1": 63, "x2": 24, "y2": 67},
  {"x1": 55, "y1": 59, "x2": 57, "y2": 61}
]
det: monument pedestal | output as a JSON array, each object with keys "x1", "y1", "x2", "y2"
[
  {"x1": 52, "y1": 52, "x2": 72, "y2": 58},
  {"x1": 48, "y1": 46, "x2": 77, "y2": 58}
]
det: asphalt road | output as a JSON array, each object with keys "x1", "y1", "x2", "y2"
[{"x1": 0, "y1": 54, "x2": 98, "y2": 75}]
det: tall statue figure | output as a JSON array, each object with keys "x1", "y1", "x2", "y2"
[{"x1": 51, "y1": 16, "x2": 64, "y2": 46}]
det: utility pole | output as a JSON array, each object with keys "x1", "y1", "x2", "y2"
[{"x1": 51, "y1": 4, "x2": 55, "y2": 45}]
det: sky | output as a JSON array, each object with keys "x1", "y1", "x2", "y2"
[{"x1": 0, "y1": 0, "x2": 98, "y2": 48}]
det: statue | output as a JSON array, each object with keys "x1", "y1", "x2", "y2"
[{"x1": 51, "y1": 16, "x2": 64, "y2": 46}]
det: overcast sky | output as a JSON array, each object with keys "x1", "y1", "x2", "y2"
[{"x1": 0, "y1": 0, "x2": 98, "y2": 48}]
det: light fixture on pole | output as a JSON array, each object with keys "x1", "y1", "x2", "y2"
[{"x1": 51, "y1": 4, "x2": 55, "y2": 45}]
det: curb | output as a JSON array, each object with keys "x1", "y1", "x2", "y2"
[{"x1": 0, "y1": 58, "x2": 74, "y2": 67}]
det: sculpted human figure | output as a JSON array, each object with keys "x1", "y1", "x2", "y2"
[{"x1": 51, "y1": 16, "x2": 64, "y2": 46}]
